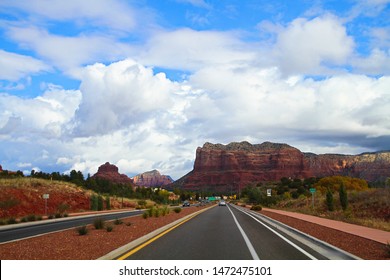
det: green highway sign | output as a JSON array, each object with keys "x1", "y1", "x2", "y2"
[{"x1": 309, "y1": 188, "x2": 316, "y2": 193}]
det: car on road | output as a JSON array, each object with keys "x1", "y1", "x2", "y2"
[
  {"x1": 219, "y1": 200, "x2": 226, "y2": 206},
  {"x1": 182, "y1": 200, "x2": 190, "y2": 207}
]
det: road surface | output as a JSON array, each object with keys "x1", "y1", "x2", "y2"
[
  {"x1": 0, "y1": 210, "x2": 143, "y2": 243},
  {"x1": 120, "y1": 204, "x2": 333, "y2": 260}
]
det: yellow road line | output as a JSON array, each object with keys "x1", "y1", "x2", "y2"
[{"x1": 116, "y1": 210, "x2": 204, "y2": 260}]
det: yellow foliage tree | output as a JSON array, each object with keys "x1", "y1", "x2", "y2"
[{"x1": 314, "y1": 176, "x2": 368, "y2": 193}]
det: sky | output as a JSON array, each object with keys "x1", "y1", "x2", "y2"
[{"x1": 0, "y1": 0, "x2": 390, "y2": 179}]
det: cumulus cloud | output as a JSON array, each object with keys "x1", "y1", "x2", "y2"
[
  {"x1": 273, "y1": 15, "x2": 355, "y2": 75},
  {"x1": 0, "y1": 86, "x2": 81, "y2": 138},
  {"x1": 70, "y1": 59, "x2": 177, "y2": 136}
]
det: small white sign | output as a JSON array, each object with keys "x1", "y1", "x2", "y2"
[
  {"x1": 43, "y1": 194, "x2": 49, "y2": 199},
  {"x1": 267, "y1": 189, "x2": 272, "y2": 197}
]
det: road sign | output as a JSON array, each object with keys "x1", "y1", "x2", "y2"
[
  {"x1": 309, "y1": 188, "x2": 316, "y2": 193},
  {"x1": 42, "y1": 194, "x2": 49, "y2": 199},
  {"x1": 267, "y1": 189, "x2": 272, "y2": 197}
]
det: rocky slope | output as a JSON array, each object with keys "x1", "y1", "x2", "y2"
[
  {"x1": 132, "y1": 170, "x2": 173, "y2": 187},
  {"x1": 91, "y1": 162, "x2": 133, "y2": 185},
  {"x1": 174, "y1": 141, "x2": 390, "y2": 192}
]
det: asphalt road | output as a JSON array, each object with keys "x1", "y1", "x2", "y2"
[
  {"x1": 121, "y1": 204, "x2": 329, "y2": 260},
  {"x1": 0, "y1": 210, "x2": 143, "y2": 243}
]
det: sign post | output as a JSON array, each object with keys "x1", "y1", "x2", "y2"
[
  {"x1": 309, "y1": 188, "x2": 316, "y2": 208},
  {"x1": 267, "y1": 189, "x2": 272, "y2": 197},
  {"x1": 42, "y1": 194, "x2": 49, "y2": 216}
]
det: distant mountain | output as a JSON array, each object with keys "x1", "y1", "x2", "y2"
[
  {"x1": 132, "y1": 170, "x2": 173, "y2": 187},
  {"x1": 171, "y1": 141, "x2": 390, "y2": 192}
]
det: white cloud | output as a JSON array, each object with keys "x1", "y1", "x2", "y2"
[
  {"x1": 0, "y1": 0, "x2": 137, "y2": 33},
  {"x1": 0, "y1": 86, "x2": 81, "y2": 138},
  {"x1": 274, "y1": 15, "x2": 355, "y2": 75},
  {"x1": 138, "y1": 28, "x2": 255, "y2": 71},
  {"x1": 70, "y1": 59, "x2": 177, "y2": 136},
  {"x1": 0, "y1": 49, "x2": 50, "y2": 81},
  {"x1": 6, "y1": 26, "x2": 134, "y2": 72}
]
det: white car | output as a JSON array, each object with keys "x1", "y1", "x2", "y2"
[{"x1": 219, "y1": 200, "x2": 226, "y2": 206}]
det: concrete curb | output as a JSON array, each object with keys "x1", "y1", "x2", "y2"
[{"x1": 97, "y1": 205, "x2": 216, "y2": 260}]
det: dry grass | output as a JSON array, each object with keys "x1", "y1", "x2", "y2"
[{"x1": 275, "y1": 188, "x2": 390, "y2": 231}]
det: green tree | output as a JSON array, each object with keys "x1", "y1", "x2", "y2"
[
  {"x1": 326, "y1": 188, "x2": 334, "y2": 211},
  {"x1": 339, "y1": 183, "x2": 348, "y2": 211},
  {"x1": 90, "y1": 194, "x2": 98, "y2": 211},
  {"x1": 105, "y1": 196, "x2": 111, "y2": 210},
  {"x1": 97, "y1": 195, "x2": 104, "y2": 211}
]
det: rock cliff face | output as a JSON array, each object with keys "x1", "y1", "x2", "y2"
[
  {"x1": 132, "y1": 170, "x2": 173, "y2": 187},
  {"x1": 175, "y1": 141, "x2": 390, "y2": 192},
  {"x1": 92, "y1": 162, "x2": 133, "y2": 185}
]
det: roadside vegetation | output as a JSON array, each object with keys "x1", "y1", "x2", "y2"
[{"x1": 240, "y1": 176, "x2": 390, "y2": 231}]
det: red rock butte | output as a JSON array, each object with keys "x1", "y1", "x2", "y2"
[
  {"x1": 172, "y1": 141, "x2": 390, "y2": 192},
  {"x1": 92, "y1": 162, "x2": 133, "y2": 185}
]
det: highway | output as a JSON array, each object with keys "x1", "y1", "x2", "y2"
[
  {"x1": 119, "y1": 204, "x2": 352, "y2": 260},
  {"x1": 0, "y1": 210, "x2": 143, "y2": 243}
]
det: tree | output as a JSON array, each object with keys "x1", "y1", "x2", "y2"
[
  {"x1": 339, "y1": 183, "x2": 348, "y2": 211},
  {"x1": 326, "y1": 188, "x2": 334, "y2": 211}
]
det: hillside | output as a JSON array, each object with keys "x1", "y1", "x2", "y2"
[{"x1": 0, "y1": 178, "x2": 132, "y2": 219}]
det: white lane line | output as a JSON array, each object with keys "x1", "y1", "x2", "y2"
[
  {"x1": 227, "y1": 205, "x2": 260, "y2": 260},
  {"x1": 232, "y1": 205, "x2": 317, "y2": 260}
]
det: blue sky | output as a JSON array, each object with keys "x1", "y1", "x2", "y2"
[{"x1": 0, "y1": 0, "x2": 390, "y2": 179}]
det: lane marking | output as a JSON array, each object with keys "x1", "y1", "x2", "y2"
[
  {"x1": 227, "y1": 205, "x2": 260, "y2": 260},
  {"x1": 116, "y1": 210, "x2": 204, "y2": 260},
  {"x1": 231, "y1": 205, "x2": 317, "y2": 260}
]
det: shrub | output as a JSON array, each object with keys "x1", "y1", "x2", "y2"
[
  {"x1": 20, "y1": 217, "x2": 28, "y2": 223},
  {"x1": 339, "y1": 184, "x2": 348, "y2": 211},
  {"x1": 326, "y1": 188, "x2": 335, "y2": 211},
  {"x1": 161, "y1": 206, "x2": 170, "y2": 216},
  {"x1": 55, "y1": 213, "x2": 62, "y2": 218},
  {"x1": 142, "y1": 212, "x2": 149, "y2": 219},
  {"x1": 37, "y1": 215, "x2": 43, "y2": 220},
  {"x1": 48, "y1": 214, "x2": 54, "y2": 219},
  {"x1": 93, "y1": 218, "x2": 105, "y2": 229},
  {"x1": 126, "y1": 222, "x2": 132, "y2": 226},
  {"x1": 250, "y1": 205, "x2": 262, "y2": 211},
  {"x1": 114, "y1": 218, "x2": 123, "y2": 225},
  {"x1": 7, "y1": 217, "x2": 17, "y2": 224},
  {"x1": 76, "y1": 225, "x2": 88, "y2": 235},
  {"x1": 106, "y1": 225, "x2": 113, "y2": 232},
  {"x1": 0, "y1": 220, "x2": 6, "y2": 225},
  {"x1": 27, "y1": 214, "x2": 37, "y2": 221},
  {"x1": 386, "y1": 242, "x2": 390, "y2": 258},
  {"x1": 173, "y1": 207, "x2": 182, "y2": 213},
  {"x1": 63, "y1": 213, "x2": 69, "y2": 218}
]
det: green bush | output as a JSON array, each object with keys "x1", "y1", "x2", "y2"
[
  {"x1": 142, "y1": 212, "x2": 149, "y2": 219},
  {"x1": 114, "y1": 218, "x2": 123, "y2": 225},
  {"x1": 7, "y1": 217, "x2": 18, "y2": 224},
  {"x1": 0, "y1": 219, "x2": 6, "y2": 225},
  {"x1": 339, "y1": 184, "x2": 348, "y2": 211},
  {"x1": 106, "y1": 225, "x2": 113, "y2": 232},
  {"x1": 48, "y1": 214, "x2": 54, "y2": 219},
  {"x1": 250, "y1": 205, "x2": 262, "y2": 211},
  {"x1": 27, "y1": 214, "x2": 37, "y2": 221},
  {"x1": 326, "y1": 188, "x2": 335, "y2": 211},
  {"x1": 76, "y1": 225, "x2": 88, "y2": 235},
  {"x1": 173, "y1": 207, "x2": 182, "y2": 213},
  {"x1": 55, "y1": 213, "x2": 62, "y2": 218},
  {"x1": 20, "y1": 217, "x2": 28, "y2": 223},
  {"x1": 93, "y1": 217, "x2": 105, "y2": 229},
  {"x1": 126, "y1": 222, "x2": 132, "y2": 226}
]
